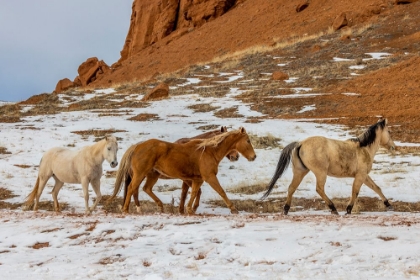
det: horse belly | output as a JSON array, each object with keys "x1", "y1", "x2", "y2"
[
  {"x1": 50, "y1": 153, "x2": 82, "y2": 183},
  {"x1": 327, "y1": 158, "x2": 357, "y2": 178}
]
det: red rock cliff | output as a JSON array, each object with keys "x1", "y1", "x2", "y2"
[{"x1": 118, "y1": 0, "x2": 237, "y2": 63}]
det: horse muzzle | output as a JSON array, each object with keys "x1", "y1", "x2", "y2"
[
  {"x1": 110, "y1": 161, "x2": 118, "y2": 168},
  {"x1": 228, "y1": 154, "x2": 239, "y2": 162},
  {"x1": 247, "y1": 154, "x2": 257, "y2": 161}
]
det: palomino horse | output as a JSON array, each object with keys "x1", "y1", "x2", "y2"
[
  {"x1": 24, "y1": 136, "x2": 119, "y2": 214},
  {"x1": 262, "y1": 119, "x2": 395, "y2": 215},
  {"x1": 127, "y1": 126, "x2": 240, "y2": 214},
  {"x1": 110, "y1": 127, "x2": 256, "y2": 214}
]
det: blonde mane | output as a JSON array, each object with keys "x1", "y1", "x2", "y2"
[{"x1": 196, "y1": 129, "x2": 241, "y2": 149}]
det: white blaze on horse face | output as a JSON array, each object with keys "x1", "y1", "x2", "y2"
[{"x1": 105, "y1": 139, "x2": 119, "y2": 168}]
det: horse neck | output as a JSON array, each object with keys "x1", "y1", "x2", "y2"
[
  {"x1": 89, "y1": 140, "x2": 106, "y2": 164},
  {"x1": 364, "y1": 133, "x2": 382, "y2": 158},
  {"x1": 211, "y1": 133, "x2": 240, "y2": 161}
]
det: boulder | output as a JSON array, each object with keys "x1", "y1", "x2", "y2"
[
  {"x1": 77, "y1": 57, "x2": 110, "y2": 86},
  {"x1": 54, "y1": 78, "x2": 75, "y2": 93},
  {"x1": 142, "y1": 83, "x2": 169, "y2": 101},
  {"x1": 332, "y1": 12, "x2": 348, "y2": 30},
  {"x1": 272, "y1": 71, "x2": 289, "y2": 81}
]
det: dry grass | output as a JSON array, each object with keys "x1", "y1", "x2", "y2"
[
  {"x1": 0, "y1": 104, "x2": 22, "y2": 123},
  {"x1": 214, "y1": 107, "x2": 244, "y2": 118},
  {"x1": 208, "y1": 197, "x2": 420, "y2": 214},
  {"x1": 100, "y1": 195, "x2": 179, "y2": 214},
  {"x1": 249, "y1": 133, "x2": 282, "y2": 149},
  {"x1": 0, "y1": 147, "x2": 11, "y2": 154},
  {"x1": 228, "y1": 184, "x2": 267, "y2": 195},
  {"x1": 71, "y1": 129, "x2": 126, "y2": 142},
  {"x1": 188, "y1": 103, "x2": 220, "y2": 113},
  {"x1": 128, "y1": 113, "x2": 161, "y2": 122}
]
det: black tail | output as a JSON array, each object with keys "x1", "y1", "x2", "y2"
[
  {"x1": 261, "y1": 142, "x2": 299, "y2": 199},
  {"x1": 122, "y1": 174, "x2": 132, "y2": 207}
]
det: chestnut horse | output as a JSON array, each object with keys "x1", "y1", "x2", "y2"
[
  {"x1": 262, "y1": 118, "x2": 395, "y2": 215},
  {"x1": 127, "y1": 126, "x2": 240, "y2": 213},
  {"x1": 24, "y1": 136, "x2": 119, "y2": 214},
  {"x1": 110, "y1": 127, "x2": 256, "y2": 214}
]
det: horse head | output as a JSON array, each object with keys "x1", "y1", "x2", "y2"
[
  {"x1": 234, "y1": 127, "x2": 257, "y2": 161},
  {"x1": 378, "y1": 118, "x2": 395, "y2": 151},
  {"x1": 104, "y1": 135, "x2": 119, "y2": 168}
]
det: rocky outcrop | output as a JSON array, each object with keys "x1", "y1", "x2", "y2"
[
  {"x1": 332, "y1": 4, "x2": 384, "y2": 30},
  {"x1": 119, "y1": 0, "x2": 237, "y2": 63},
  {"x1": 55, "y1": 78, "x2": 75, "y2": 94},
  {"x1": 77, "y1": 57, "x2": 110, "y2": 86},
  {"x1": 296, "y1": 0, "x2": 309, "y2": 12},
  {"x1": 142, "y1": 83, "x2": 169, "y2": 101},
  {"x1": 394, "y1": 0, "x2": 418, "y2": 4}
]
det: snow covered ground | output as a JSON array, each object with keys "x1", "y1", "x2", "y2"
[{"x1": 1, "y1": 83, "x2": 420, "y2": 279}]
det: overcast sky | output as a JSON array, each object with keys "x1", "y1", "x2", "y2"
[{"x1": 0, "y1": 1, "x2": 133, "y2": 102}]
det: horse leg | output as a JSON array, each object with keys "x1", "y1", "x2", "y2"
[
  {"x1": 132, "y1": 187, "x2": 141, "y2": 213},
  {"x1": 314, "y1": 173, "x2": 338, "y2": 215},
  {"x1": 204, "y1": 175, "x2": 238, "y2": 214},
  {"x1": 345, "y1": 175, "x2": 365, "y2": 214},
  {"x1": 142, "y1": 172, "x2": 163, "y2": 213},
  {"x1": 34, "y1": 175, "x2": 50, "y2": 211},
  {"x1": 51, "y1": 175, "x2": 64, "y2": 212},
  {"x1": 192, "y1": 188, "x2": 202, "y2": 213},
  {"x1": 89, "y1": 178, "x2": 101, "y2": 213},
  {"x1": 186, "y1": 181, "x2": 203, "y2": 215},
  {"x1": 363, "y1": 175, "x2": 393, "y2": 211},
  {"x1": 283, "y1": 168, "x2": 309, "y2": 215},
  {"x1": 123, "y1": 174, "x2": 145, "y2": 213},
  {"x1": 81, "y1": 178, "x2": 91, "y2": 215},
  {"x1": 179, "y1": 181, "x2": 190, "y2": 215}
]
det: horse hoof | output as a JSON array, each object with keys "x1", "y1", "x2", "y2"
[
  {"x1": 387, "y1": 206, "x2": 394, "y2": 211},
  {"x1": 283, "y1": 211, "x2": 289, "y2": 215},
  {"x1": 331, "y1": 210, "x2": 339, "y2": 215},
  {"x1": 230, "y1": 208, "x2": 239, "y2": 214},
  {"x1": 135, "y1": 206, "x2": 142, "y2": 213}
]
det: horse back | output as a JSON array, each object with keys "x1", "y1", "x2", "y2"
[
  {"x1": 299, "y1": 136, "x2": 359, "y2": 177},
  {"x1": 137, "y1": 139, "x2": 205, "y2": 180},
  {"x1": 41, "y1": 147, "x2": 97, "y2": 183}
]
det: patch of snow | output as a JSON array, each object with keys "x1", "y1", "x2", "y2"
[
  {"x1": 297, "y1": 104, "x2": 316, "y2": 113},
  {"x1": 349, "y1": 65, "x2": 365, "y2": 69}
]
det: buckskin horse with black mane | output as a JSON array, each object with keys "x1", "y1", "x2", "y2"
[
  {"x1": 110, "y1": 127, "x2": 256, "y2": 214},
  {"x1": 262, "y1": 118, "x2": 395, "y2": 215}
]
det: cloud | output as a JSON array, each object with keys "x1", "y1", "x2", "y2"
[{"x1": 0, "y1": 0, "x2": 133, "y2": 102}]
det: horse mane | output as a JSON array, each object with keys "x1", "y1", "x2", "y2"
[
  {"x1": 196, "y1": 130, "x2": 240, "y2": 149},
  {"x1": 354, "y1": 119, "x2": 386, "y2": 147}
]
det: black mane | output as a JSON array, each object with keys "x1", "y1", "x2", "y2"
[{"x1": 355, "y1": 119, "x2": 386, "y2": 147}]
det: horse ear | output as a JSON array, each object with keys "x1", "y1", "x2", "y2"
[
  {"x1": 240, "y1": 127, "x2": 246, "y2": 133},
  {"x1": 377, "y1": 118, "x2": 387, "y2": 126},
  {"x1": 221, "y1": 126, "x2": 227, "y2": 132}
]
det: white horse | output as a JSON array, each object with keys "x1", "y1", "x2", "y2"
[{"x1": 24, "y1": 136, "x2": 119, "y2": 214}]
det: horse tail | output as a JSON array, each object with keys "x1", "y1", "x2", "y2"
[
  {"x1": 261, "y1": 142, "x2": 299, "y2": 200},
  {"x1": 24, "y1": 176, "x2": 40, "y2": 208},
  {"x1": 108, "y1": 144, "x2": 137, "y2": 202},
  {"x1": 122, "y1": 172, "x2": 132, "y2": 207}
]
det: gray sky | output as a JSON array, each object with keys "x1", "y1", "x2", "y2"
[{"x1": 0, "y1": 0, "x2": 133, "y2": 102}]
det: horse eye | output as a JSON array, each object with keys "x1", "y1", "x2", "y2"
[
  {"x1": 107, "y1": 147, "x2": 111, "y2": 151},
  {"x1": 247, "y1": 139, "x2": 251, "y2": 143}
]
